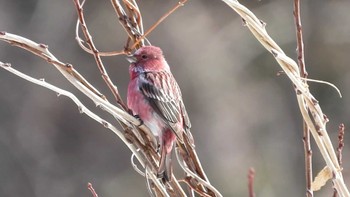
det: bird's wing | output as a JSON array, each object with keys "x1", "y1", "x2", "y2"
[
  {"x1": 140, "y1": 71, "x2": 190, "y2": 141},
  {"x1": 180, "y1": 100, "x2": 191, "y2": 130},
  {"x1": 180, "y1": 100, "x2": 194, "y2": 146}
]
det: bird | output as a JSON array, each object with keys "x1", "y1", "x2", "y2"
[{"x1": 126, "y1": 46, "x2": 191, "y2": 181}]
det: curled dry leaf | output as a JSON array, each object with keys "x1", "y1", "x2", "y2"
[{"x1": 311, "y1": 166, "x2": 332, "y2": 191}]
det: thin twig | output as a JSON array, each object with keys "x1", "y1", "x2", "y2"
[
  {"x1": 175, "y1": 146, "x2": 222, "y2": 197},
  {"x1": 123, "y1": 0, "x2": 142, "y2": 34},
  {"x1": 303, "y1": 121, "x2": 313, "y2": 197},
  {"x1": 293, "y1": 1, "x2": 313, "y2": 196},
  {"x1": 74, "y1": 0, "x2": 143, "y2": 53},
  {"x1": 248, "y1": 168, "x2": 256, "y2": 197},
  {"x1": 337, "y1": 123, "x2": 345, "y2": 167},
  {"x1": 131, "y1": 152, "x2": 146, "y2": 177},
  {"x1": 73, "y1": 0, "x2": 128, "y2": 110},
  {"x1": 88, "y1": 183, "x2": 99, "y2": 197},
  {"x1": 110, "y1": 0, "x2": 144, "y2": 50},
  {"x1": 297, "y1": 77, "x2": 342, "y2": 98},
  {"x1": 129, "y1": 0, "x2": 144, "y2": 35},
  {"x1": 334, "y1": 123, "x2": 345, "y2": 196},
  {"x1": 180, "y1": 177, "x2": 212, "y2": 197},
  {"x1": 293, "y1": 0, "x2": 307, "y2": 78},
  {"x1": 75, "y1": 21, "x2": 126, "y2": 56},
  {"x1": 129, "y1": 0, "x2": 188, "y2": 50}
]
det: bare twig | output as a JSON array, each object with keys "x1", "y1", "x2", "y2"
[
  {"x1": 88, "y1": 183, "x2": 99, "y2": 197},
  {"x1": 111, "y1": 0, "x2": 144, "y2": 50},
  {"x1": 337, "y1": 123, "x2": 345, "y2": 167},
  {"x1": 73, "y1": 0, "x2": 128, "y2": 111},
  {"x1": 129, "y1": 0, "x2": 144, "y2": 35},
  {"x1": 334, "y1": 123, "x2": 345, "y2": 197},
  {"x1": 293, "y1": 1, "x2": 313, "y2": 196},
  {"x1": 302, "y1": 121, "x2": 313, "y2": 197},
  {"x1": 0, "y1": 61, "x2": 116, "y2": 132},
  {"x1": 73, "y1": 0, "x2": 126, "y2": 56},
  {"x1": 248, "y1": 168, "x2": 256, "y2": 197},
  {"x1": 130, "y1": 0, "x2": 188, "y2": 50},
  {"x1": 293, "y1": 0, "x2": 307, "y2": 78},
  {"x1": 123, "y1": 0, "x2": 143, "y2": 35},
  {"x1": 182, "y1": 178, "x2": 212, "y2": 197},
  {"x1": 75, "y1": 21, "x2": 126, "y2": 56},
  {"x1": 175, "y1": 145, "x2": 222, "y2": 197}
]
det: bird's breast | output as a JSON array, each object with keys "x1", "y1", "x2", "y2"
[{"x1": 127, "y1": 78, "x2": 163, "y2": 136}]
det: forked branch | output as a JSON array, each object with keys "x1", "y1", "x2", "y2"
[{"x1": 73, "y1": 0, "x2": 128, "y2": 110}]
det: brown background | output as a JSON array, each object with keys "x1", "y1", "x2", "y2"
[{"x1": 0, "y1": 0, "x2": 350, "y2": 196}]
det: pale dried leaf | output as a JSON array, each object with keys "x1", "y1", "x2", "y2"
[{"x1": 311, "y1": 166, "x2": 332, "y2": 191}]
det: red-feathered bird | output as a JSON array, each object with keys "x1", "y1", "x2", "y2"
[{"x1": 127, "y1": 46, "x2": 191, "y2": 181}]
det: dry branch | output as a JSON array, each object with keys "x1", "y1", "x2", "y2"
[
  {"x1": 88, "y1": 183, "x2": 99, "y2": 197},
  {"x1": 0, "y1": 31, "x2": 161, "y2": 190},
  {"x1": 334, "y1": 123, "x2": 345, "y2": 197},
  {"x1": 73, "y1": 0, "x2": 128, "y2": 110},
  {"x1": 222, "y1": 0, "x2": 349, "y2": 196},
  {"x1": 248, "y1": 168, "x2": 256, "y2": 197},
  {"x1": 293, "y1": 0, "x2": 313, "y2": 196}
]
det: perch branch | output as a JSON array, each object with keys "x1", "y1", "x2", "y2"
[
  {"x1": 0, "y1": 29, "x2": 222, "y2": 196},
  {"x1": 1, "y1": 0, "x2": 223, "y2": 194},
  {"x1": 0, "y1": 32, "x2": 171, "y2": 193}
]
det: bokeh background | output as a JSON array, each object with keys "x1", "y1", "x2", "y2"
[{"x1": 0, "y1": 0, "x2": 350, "y2": 196}]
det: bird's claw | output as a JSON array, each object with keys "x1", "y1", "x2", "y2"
[
  {"x1": 133, "y1": 114, "x2": 144, "y2": 127},
  {"x1": 156, "y1": 144, "x2": 161, "y2": 153},
  {"x1": 156, "y1": 171, "x2": 169, "y2": 183}
]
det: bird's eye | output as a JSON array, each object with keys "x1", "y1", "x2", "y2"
[{"x1": 141, "y1": 54, "x2": 148, "y2": 59}]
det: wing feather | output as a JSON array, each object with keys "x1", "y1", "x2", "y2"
[{"x1": 139, "y1": 71, "x2": 191, "y2": 141}]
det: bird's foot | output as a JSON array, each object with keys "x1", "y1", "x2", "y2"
[
  {"x1": 156, "y1": 144, "x2": 161, "y2": 153},
  {"x1": 157, "y1": 170, "x2": 170, "y2": 183},
  {"x1": 133, "y1": 114, "x2": 144, "y2": 127}
]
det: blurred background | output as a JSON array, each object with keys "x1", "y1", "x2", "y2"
[{"x1": 0, "y1": 0, "x2": 349, "y2": 196}]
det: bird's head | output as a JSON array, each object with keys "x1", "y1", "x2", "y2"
[{"x1": 127, "y1": 46, "x2": 169, "y2": 74}]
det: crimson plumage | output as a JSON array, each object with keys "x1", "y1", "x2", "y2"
[{"x1": 127, "y1": 46, "x2": 191, "y2": 181}]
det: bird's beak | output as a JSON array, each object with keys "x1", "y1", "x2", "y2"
[{"x1": 126, "y1": 54, "x2": 137, "y2": 63}]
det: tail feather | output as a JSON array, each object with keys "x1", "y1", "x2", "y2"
[{"x1": 158, "y1": 146, "x2": 173, "y2": 182}]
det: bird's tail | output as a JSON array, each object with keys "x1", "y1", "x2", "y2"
[{"x1": 158, "y1": 145, "x2": 173, "y2": 182}]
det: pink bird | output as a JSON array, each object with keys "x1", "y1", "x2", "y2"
[{"x1": 127, "y1": 46, "x2": 191, "y2": 181}]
